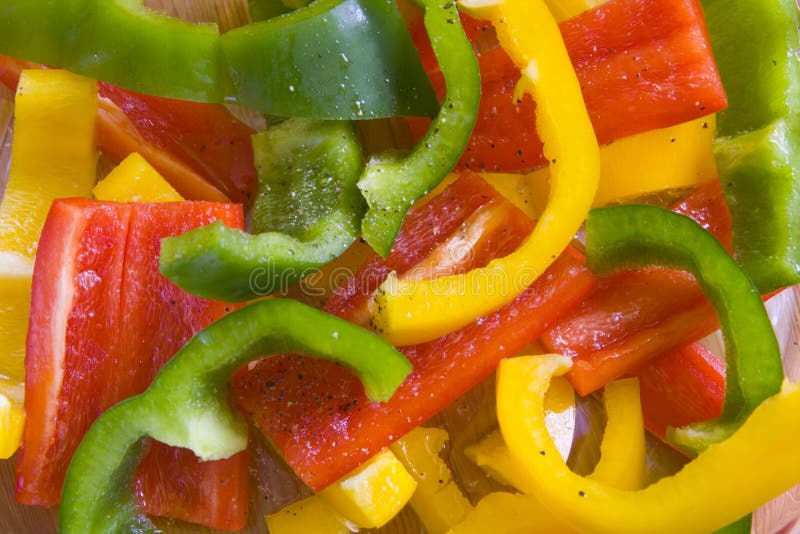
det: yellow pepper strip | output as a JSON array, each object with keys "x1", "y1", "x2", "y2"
[
  {"x1": 370, "y1": 0, "x2": 600, "y2": 346},
  {"x1": 456, "y1": 376, "x2": 644, "y2": 533},
  {"x1": 0, "y1": 392, "x2": 24, "y2": 459},
  {"x1": 0, "y1": 69, "x2": 97, "y2": 458},
  {"x1": 93, "y1": 152, "x2": 183, "y2": 202},
  {"x1": 265, "y1": 495, "x2": 354, "y2": 534},
  {"x1": 483, "y1": 115, "x2": 718, "y2": 220},
  {"x1": 497, "y1": 355, "x2": 800, "y2": 534},
  {"x1": 544, "y1": 0, "x2": 606, "y2": 21},
  {"x1": 318, "y1": 448, "x2": 417, "y2": 529},
  {"x1": 390, "y1": 427, "x2": 473, "y2": 534},
  {"x1": 588, "y1": 377, "x2": 646, "y2": 491},
  {"x1": 0, "y1": 69, "x2": 98, "y2": 259}
]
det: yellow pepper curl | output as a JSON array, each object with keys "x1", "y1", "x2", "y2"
[
  {"x1": 370, "y1": 0, "x2": 600, "y2": 346},
  {"x1": 496, "y1": 355, "x2": 800, "y2": 533}
]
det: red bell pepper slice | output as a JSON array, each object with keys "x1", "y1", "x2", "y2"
[
  {"x1": 16, "y1": 199, "x2": 249, "y2": 531},
  {"x1": 637, "y1": 342, "x2": 724, "y2": 440},
  {"x1": 0, "y1": 55, "x2": 257, "y2": 203},
  {"x1": 409, "y1": 0, "x2": 727, "y2": 172},
  {"x1": 542, "y1": 180, "x2": 734, "y2": 395},
  {"x1": 231, "y1": 172, "x2": 598, "y2": 491}
]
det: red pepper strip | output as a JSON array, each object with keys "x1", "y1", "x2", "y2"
[
  {"x1": 231, "y1": 172, "x2": 597, "y2": 491},
  {"x1": 98, "y1": 83, "x2": 257, "y2": 204},
  {"x1": 408, "y1": 0, "x2": 727, "y2": 172},
  {"x1": 16, "y1": 199, "x2": 248, "y2": 531},
  {"x1": 542, "y1": 179, "x2": 733, "y2": 395},
  {"x1": 637, "y1": 343, "x2": 724, "y2": 440},
  {"x1": 0, "y1": 55, "x2": 256, "y2": 203}
]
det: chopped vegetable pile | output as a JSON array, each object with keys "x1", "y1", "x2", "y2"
[{"x1": 1, "y1": 0, "x2": 799, "y2": 533}]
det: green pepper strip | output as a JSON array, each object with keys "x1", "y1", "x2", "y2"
[
  {"x1": 0, "y1": 0, "x2": 437, "y2": 120},
  {"x1": 357, "y1": 0, "x2": 481, "y2": 256},
  {"x1": 58, "y1": 299, "x2": 412, "y2": 533},
  {"x1": 160, "y1": 119, "x2": 365, "y2": 302},
  {"x1": 701, "y1": 0, "x2": 800, "y2": 292},
  {"x1": 585, "y1": 204, "x2": 783, "y2": 456}
]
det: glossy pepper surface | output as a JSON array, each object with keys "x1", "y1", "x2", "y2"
[
  {"x1": 160, "y1": 118, "x2": 365, "y2": 301},
  {"x1": 585, "y1": 204, "x2": 783, "y2": 454},
  {"x1": 702, "y1": 0, "x2": 800, "y2": 292},
  {"x1": 0, "y1": 0, "x2": 437, "y2": 119},
  {"x1": 58, "y1": 299, "x2": 411, "y2": 533},
  {"x1": 496, "y1": 355, "x2": 800, "y2": 533},
  {"x1": 357, "y1": 0, "x2": 481, "y2": 256},
  {"x1": 371, "y1": 0, "x2": 600, "y2": 345}
]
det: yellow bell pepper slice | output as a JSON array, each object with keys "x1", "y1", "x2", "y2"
[
  {"x1": 544, "y1": 0, "x2": 605, "y2": 21},
  {"x1": 0, "y1": 69, "x2": 97, "y2": 457},
  {"x1": 0, "y1": 392, "x2": 24, "y2": 459},
  {"x1": 0, "y1": 69, "x2": 98, "y2": 259},
  {"x1": 496, "y1": 354, "x2": 800, "y2": 533},
  {"x1": 93, "y1": 152, "x2": 183, "y2": 202},
  {"x1": 318, "y1": 448, "x2": 417, "y2": 528},
  {"x1": 371, "y1": 0, "x2": 600, "y2": 346},
  {"x1": 390, "y1": 427, "x2": 473, "y2": 534},
  {"x1": 484, "y1": 115, "x2": 718, "y2": 220},
  {"x1": 265, "y1": 495, "x2": 354, "y2": 534},
  {"x1": 456, "y1": 376, "x2": 644, "y2": 533}
]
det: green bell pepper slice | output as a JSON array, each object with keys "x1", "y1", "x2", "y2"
[
  {"x1": 585, "y1": 204, "x2": 783, "y2": 456},
  {"x1": 357, "y1": 0, "x2": 481, "y2": 256},
  {"x1": 160, "y1": 118, "x2": 365, "y2": 302},
  {"x1": 701, "y1": 0, "x2": 800, "y2": 292},
  {"x1": 0, "y1": 0, "x2": 438, "y2": 120},
  {"x1": 58, "y1": 298, "x2": 412, "y2": 533}
]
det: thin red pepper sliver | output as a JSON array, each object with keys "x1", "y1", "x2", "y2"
[{"x1": 232, "y1": 172, "x2": 597, "y2": 491}]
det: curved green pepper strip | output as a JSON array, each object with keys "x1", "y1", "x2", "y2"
[
  {"x1": 160, "y1": 119, "x2": 365, "y2": 302},
  {"x1": 585, "y1": 204, "x2": 783, "y2": 457},
  {"x1": 702, "y1": 0, "x2": 800, "y2": 292},
  {"x1": 357, "y1": 0, "x2": 481, "y2": 256},
  {"x1": 0, "y1": 0, "x2": 438, "y2": 120},
  {"x1": 58, "y1": 299, "x2": 412, "y2": 533}
]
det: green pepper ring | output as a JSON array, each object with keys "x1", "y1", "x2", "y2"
[{"x1": 58, "y1": 299, "x2": 412, "y2": 533}]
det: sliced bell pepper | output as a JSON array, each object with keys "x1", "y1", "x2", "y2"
[
  {"x1": 266, "y1": 496, "x2": 352, "y2": 534},
  {"x1": 409, "y1": 0, "x2": 727, "y2": 173},
  {"x1": 0, "y1": 69, "x2": 97, "y2": 458},
  {"x1": 267, "y1": 447, "x2": 416, "y2": 531},
  {"x1": 232, "y1": 172, "x2": 597, "y2": 491},
  {"x1": 159, "y1": 118, "x2": 365, "y2": 302},
  {"x1": 0, "y1": 55, "x2": 252, "y2": 203},
  {"x1": 483, "y1": 114, "x2": 718, "y2": 220},
  {"x1": 389, "y1": 427, "x2": 473, "y2": 534},
  {"x1": 542, "y1": 179, "x2": 733, "y2": 395},
  {"x1": 16, "y1": 199, "x2": 251, "y2": 531},
  {"x1": 454, "y1": 376, "x2": 645, "y2": 533},
  {"x1": 702, "y1": 0, "x2": 800, "y2": 292},
  {"x1": 318, "y1": 448, "x2": 417, "y2": 528},
  {"x1": 357, "y1": 0, "x2": 480, "y2": 256},
  {"x1": 97, "y1": 83, "x2": 257, "y2": 203},
  {"x1": 93, "y1": 152, "x2": 183, "y2": 202},
  {"x1": 637, "y1": 342, "x2": 724, "y2": 440},
  {"x1": 371, "y1": 0, "x2": 600, "y2": 345},
  {"x1": 58, "y1": 299, "x2": 411, "y2": 533},
  {"x1": 495, "y1": 354, "x2": 800, "y2": 533},
  {"x1": 585, "y1": 204, "x2": 783, "y2": 455},
  {"x1": 0, "y1": 0, "x2": 437, "y2": 119}
]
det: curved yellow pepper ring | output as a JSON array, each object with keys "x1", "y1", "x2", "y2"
[
  {"x1": 369, "y1": 0, "x2": 600, "y2": 346},
  {"x1": 453, "y1": 376, "x2": 644, "y2": 533},
  {"x1": 496, "y1": 355, "x2": 800, "y2": 534}
]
